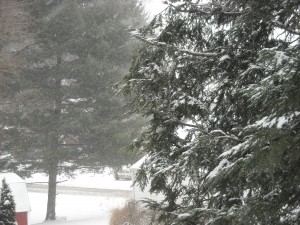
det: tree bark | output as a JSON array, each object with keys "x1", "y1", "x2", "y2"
[
  {"x1": 45, "y1": 54, "x2": 62, "y2": 221},
  {"x1": 45, "y1": 161, "x2": 58, "y2": 220}
]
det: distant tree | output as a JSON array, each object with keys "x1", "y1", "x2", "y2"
[
  {"x1": 0, "y1": 179, "x2": 16, "y2": 225},
  {"x1": 0, "y1": 0, "x2": 146, "y2": 220},
  {"x1": 122, "y1": 0, "x2": 300, "y2": 224},
  {"x1": 0, "y1": 0, "x2": 34, "y2": 173}
]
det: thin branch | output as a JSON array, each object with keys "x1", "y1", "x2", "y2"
[
  {"x1": 14, "y1": 40, "x2": 46, "y2": 57},
  {"x1": 274, "y1": 21, "x2": 300, "y2": 36},
  {"x1": 209, "y1": 129, "x2": 227, "y2": 136},
  {"x1": 0, "y1": 0, "x2": 39, "y2": 10},
  {"x1": 131, "y1": 32, "x2": 219, "y2": 57},
  {"x1": 165, "y1": 119, "x2": 241, "y2": 142},
  {"x1": 58, "y1": 143, "x2": 85, "y2": 146},
  {"x1": 214, "y1": 135, "x2": 240, "y2": 142},
  {"x1": 168, "y1": 3, "x2": 242, "y2": 16},
  {"x1": 0, "y1": 69, "x2": 17, "y2": 75},
  {"x1": 177, "y1": 121, "x2": 203, "y2": 129}
]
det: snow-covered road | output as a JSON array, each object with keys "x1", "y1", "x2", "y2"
[{"x1": 27, "y1": 183, "x2": 131, "y2": 198}]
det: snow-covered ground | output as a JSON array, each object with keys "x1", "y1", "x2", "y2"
[
  {"x1": 27, "y1": 170, "x2": 132, "y2": 225},
  {"x1": 29, "y1": 192, "x2": 126, "y2": 225}
]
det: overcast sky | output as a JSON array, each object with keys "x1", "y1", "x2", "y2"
[{"x1": 142, "y1": 0, "x2": 167, "y2": 18}]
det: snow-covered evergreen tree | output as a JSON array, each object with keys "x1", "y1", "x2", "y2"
[
  {"x1": 122, "y1": 0, "x2": 300, "y2": 224},
  {"x1": 0, "y1": 179, "x2": 16, "y2": 225}
]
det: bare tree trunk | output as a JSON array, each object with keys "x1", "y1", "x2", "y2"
[
  {"x1": 45, "y1": 54, "x2": 62, "y2": 221},
  {"x1": 45, "y1": 161, "x2": 58, "y2": 220},
  {"x1": 113, "y1": 168, "x2": 120, "y2": 180}
]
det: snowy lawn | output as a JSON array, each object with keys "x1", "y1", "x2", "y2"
[
  {"x1": 27, "y1": 170, "x2": 132, "y2": 225},
  {"x1": 29, "y1": 192, "x2": 127, "y2": 225}
]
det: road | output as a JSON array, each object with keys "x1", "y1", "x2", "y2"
[{"x1": 26, "y1": 183, "x2": 132, "y2": 198}]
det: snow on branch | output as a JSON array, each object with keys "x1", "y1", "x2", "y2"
[
  {"x1": 219, "y1": 140, "x2": 250, "y2": 158},
  {"x1": 209, "y1": 129, "x2": 227, "y2": 136},
  {"x1": 162, "y1": 119, "x2": 241, "y2": 142},
  {"x1": 246, "y1": 112, "x2": 300, "y2": 129},
  {"x1": 274, "y1": 21, "x2": 300, "y2": 36},
  {"x1": 131, "y1": 32, "x2": 219, "y2": 57},
  {"x1": 167, "y1": 2, "x2": 242, "y2": 16},
  {"x1": 207, "y1": 158, "x2": 232, "y2": 179},
  {"x1": 209, "y1": 129, "x2": 240, "y2": 142}
]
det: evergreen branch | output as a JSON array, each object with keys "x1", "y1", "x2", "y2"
[
  {"x1": 58, "y1": 143, "x2": 85, "y2": 146},
  {"x1": 213, "y1": 135, "x2": 240, "y2": 142},
  {"x1": 131, "y1": 32, "x2": 219, "y2": 57},
  {"x1": 209, "y1": 129, "x2": 227, "y2": 136},
  {"x1": 171, "y1": 7, "x2": 242, "y2": 16},
  {"x1": 209, "y1": 130, "x2": 240, "y2": 141},
  {"x1": 0, "y1": 66, "x2": 19, "y2": 74},
  {"x1": 274, "y1": 21, "x2": 300, "y2": 35},
  {"x1": 0, "y1": 125, "x2": 6, "y2": 131},
  {"x1": 177, "y1": 121, "x2": 204, "y2": 129},
  {"x1": 0, "y1": 0, "x2": 39, "y2": 9},
  {"x1": 168, "y1": 119, "x2": 241, "y2": 142},
  {"x1": 168, "y1": 2, "x2": 242, "y2": 16},
  {"x1": 14, "y1": 39, "x2": 46, "y2": 57}
]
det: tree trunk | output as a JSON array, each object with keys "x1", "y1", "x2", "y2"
[
  {"x1": 113, "y1": 168, "x2": 120, "y2": 180},
  {"x1": 45, "y1": 54, "x2": 62, "y2": 221},
  {"x1": 45, "y1": 161, "x2": 58, "y2": 220}
]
